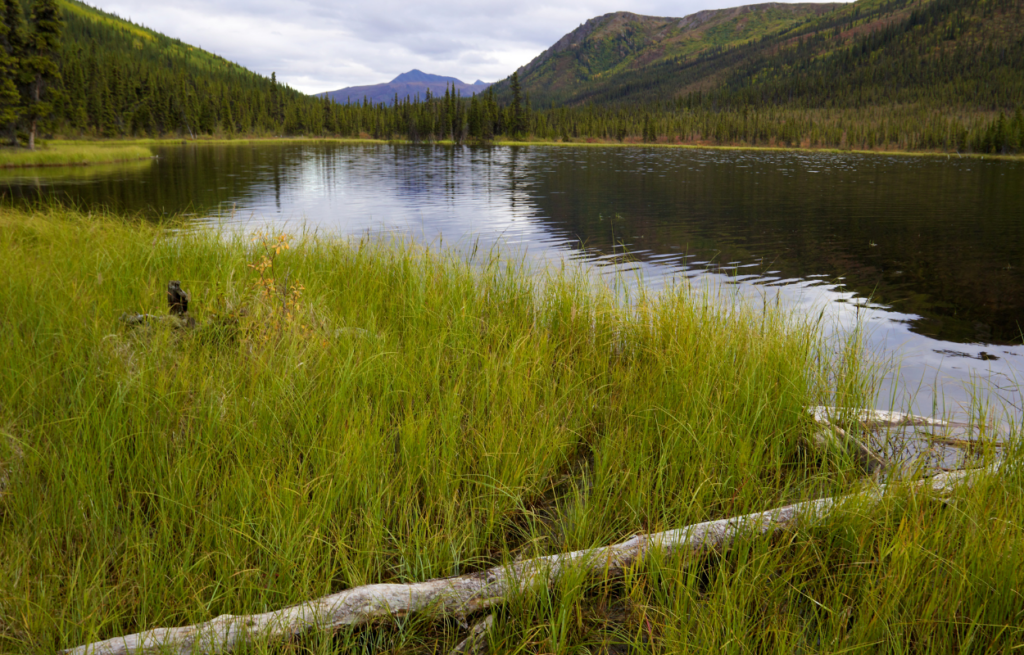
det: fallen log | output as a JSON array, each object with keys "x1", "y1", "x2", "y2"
[
  {"x1": 807, "y1": 406, "x2": 955, "y2": 430},
  {"x1": 807, "y1": 406, "x2": 889, "y2": 472},
  {"x1": 63, "y1": 465, "x2": 999, "y2": 655}
]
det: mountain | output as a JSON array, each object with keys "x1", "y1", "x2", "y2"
[
  {"x1": 319, "y1": 70, "x2": 492, "y2": 105},
  {"x1": 515, "y1": 3, "x2": 837, "y2": 102},
  {"x1": 499, "y1": 0, "x2": 1024, "y2": 111}
]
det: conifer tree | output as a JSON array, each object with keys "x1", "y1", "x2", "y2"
[
  {"x1": 509, "y1": 71, "x2": 525, "y2": 139},
  {"x1": 23, "y1": 0, "x2": 62, "y2": 149},
  {"x1": 2, "y1": 0, "x2": 26, "y2": 145},
  {"x1": 0, "y1": 0, "x2": 22, "y2": 132}
]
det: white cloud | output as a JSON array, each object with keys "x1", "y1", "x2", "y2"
[{"x1": 91, "y1": 0, "x2": 848, "y2": 94}]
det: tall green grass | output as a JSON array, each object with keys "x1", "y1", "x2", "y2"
[
  {"x1": 0, "y1": 144, "x2": 153, "y2": 168},
  {"x1": 0, "y1": 206, "x2": 1019, "y2": 653}
]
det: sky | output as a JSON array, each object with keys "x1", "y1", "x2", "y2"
[{"x1": 91, "y1": 0, "x2": 833, "y2": 95}]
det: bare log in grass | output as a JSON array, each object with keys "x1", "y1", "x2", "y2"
[
  {"x1": 63, "y1": 465, "x2": 999, "y2": 655},
  {"x1": 810, "y1": 420, "x2": 888, "y2": 472},
  {"x1": 806, "y1": 406, "x2": 972, "y2": 473}
]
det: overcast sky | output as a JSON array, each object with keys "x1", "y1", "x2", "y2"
[{"x1": 91, "y1": 0, "x2": 833, "y2": 95}]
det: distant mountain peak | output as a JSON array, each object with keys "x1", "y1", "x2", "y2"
[
  {"x1": 319, "y1": 70, "x2": 493, "y2": 106},
  {"x1": 390, "y1": 70, "x2": 464, "y2": 85}
]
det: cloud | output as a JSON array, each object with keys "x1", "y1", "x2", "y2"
[{"x1": 91, "y1": 0, "x2": 849, "y2": 94}]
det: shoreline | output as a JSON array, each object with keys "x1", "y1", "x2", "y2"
[
  {"x1": 44, "y1": 135, "x2": 1024, "y2": 161},
  {"x1": 0, "y1": 144, "x2": 155, "y2": 169},
  {"x1": 0, "y1": 156, "x2": 157, "y2": 170}
]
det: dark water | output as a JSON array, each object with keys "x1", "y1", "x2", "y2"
[{"x1": 4, "y1": 143, "x2": 1023, "y2": 423}]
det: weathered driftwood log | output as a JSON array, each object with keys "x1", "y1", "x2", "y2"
[
  {"x1": 62, "y1": 465, "x2": 998, "y2": 655},
  {"x1": 808, "y1": 406, "x2": 890, "y2": 472}
]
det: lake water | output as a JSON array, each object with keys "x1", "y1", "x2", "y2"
[{"x1": 4, "y1": 142, "x2": 1023, "y2": 436}]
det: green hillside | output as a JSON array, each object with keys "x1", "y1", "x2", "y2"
[
  {"x1": 515, "y1": 3, "x2": 838, "y2": 106},
  {"x1": 504, "y1": 0, "x2": 1024, "y2": 112},
  {"x1": 12, "y1": 0, "x2": 339, "y2": 137},
  {"x1": 55, "y1": 0, "x2": 248, "y2": 76}
]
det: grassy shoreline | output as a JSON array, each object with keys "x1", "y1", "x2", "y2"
[
  {"x1": 1, "y1": 206, "x2": 1020, "y2": 653},
  {"x1": 48, "y1": 135, "x2": 1024, "y2": 161},
  {"x1": 0, "y1": 143, "x2": 154, "y2": 169}
]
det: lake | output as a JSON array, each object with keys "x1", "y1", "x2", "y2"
[{"x1": 4, "y1": 142, "x2": 1023, "y2": 430}]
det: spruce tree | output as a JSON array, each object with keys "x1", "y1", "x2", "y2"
[
  {"x1": 1, "y1": 0, "x2": 26, "y2": 145},
  {"x1": 0, "y1": 0, "x2": 23, "y2": 133},
  {"x1": 23, "y1": 0, "x2": 62, "y2": 149},
  {"x1": 509, "y1": 71, "x2": 525, "y2": 139}
]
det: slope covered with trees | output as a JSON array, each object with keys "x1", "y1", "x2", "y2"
[
  {"x1": 478, "y1": 0, "x2": 1024, "y2": 153},
  {"x1": 50, "y1": 0, "x2": 332, "y2": 137},
  {"x1": 500, "y1": 0, "x2": 1024, "y2": 113},
  {"x1": 1, "y1": 0, "x2": 1021, "y2": 153},
  {"x1": 509, "y1": 3, "x2": 838, "y2": 107},
  {"x1": 0, "y1": 0, "x2": 345, "y2": 139}
]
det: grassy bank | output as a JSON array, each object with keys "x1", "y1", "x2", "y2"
[
  {"x1": 50, "y1": 137, "x2": 380, "y2": 148},
  {"x1": 0, "y1": 206, "x2": 1020, "y2": 653},
  {"x1": 0, "y1": 159, "x2": 154, "y2": 184},
  {"x1": 0, "y1": 144, "x2": 154, "y2": 168},
  {"x1": 50, "y1": 135, "x2": 1024, "y2": 161},
  {"x1": 491, "y1": 138, "x2": 1024, "y2": 161}
]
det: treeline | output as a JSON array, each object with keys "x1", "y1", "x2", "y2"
[
  {"x1": 336, "y1": 91, "x2": 1024, "y2": 154},
  {"x1": 526, "y1": 103, "x2": 1024, "y2": 154}
]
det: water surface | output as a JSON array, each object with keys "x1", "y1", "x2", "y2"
[{"x1": 4, "y1": 143, "x2": 1022, "y2": 428}]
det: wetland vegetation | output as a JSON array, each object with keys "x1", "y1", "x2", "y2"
[
  {"x1": 2, "y1": 0, "x2": 1022, "y2": 650},
  {"x1": 0, "y1": 142, "x2": 152, "y2": 167},
  {"x1": 0, "y1": 205, "x2": 1020, "y2": 653}
]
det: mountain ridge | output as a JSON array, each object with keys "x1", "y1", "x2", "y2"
[
  {"x1": 320, "y1": 70, "x2": 492, "y2": 106},
  {"x1": 519, "y1": 3, "x2": 838, "y2": 80}
]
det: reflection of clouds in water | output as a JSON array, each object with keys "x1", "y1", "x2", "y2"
[
  {"x1": 209, "y1": 146, "x2": 558, "y2": 254},
  {"x1": 186, "y1": 143, "x2": 1023, "y2": 427}
]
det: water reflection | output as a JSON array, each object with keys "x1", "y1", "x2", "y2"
[{"x1": 3, "y1": 142, "x2": 1022, "y2": 422}]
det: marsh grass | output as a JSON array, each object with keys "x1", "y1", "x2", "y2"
[
  {"x1": 0, "y1": 206, "x2": 1020, "y2": 653},
  {"x1": 0, "y1": 144, "x2": 153, "y2": 168},
  {"x1": 45, "y1": 136, "x2": 1024, "y2": 162}
]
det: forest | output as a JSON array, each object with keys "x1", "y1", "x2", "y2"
[{"x1": 1, "y1": 0, "x2": 1022, "y2": 154}]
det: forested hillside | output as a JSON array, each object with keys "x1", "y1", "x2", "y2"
[
  {"x1": 511, "y1": 3, "x2": 837, "y2": 106},
  {"x1": 468, "y1": 0, "x2": 1023, "y2": 153},
  {"x1": 501, "y1": 0, "x2": 1024, "y2": 112},
  {"x1": 2, "y1": 0, "x2": 1022, "y2": 152},
  {"x1": 44, "y1": 0, "x2": 335, "y2": 136}
]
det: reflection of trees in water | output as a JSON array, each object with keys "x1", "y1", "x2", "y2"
[
  {"x1": 524, "y1": 151, "x2": 1024, "y2": 344},
  {"x1": 3, "y1": 145, "x2": 300, "y2": 218},
  {"x1": 3, "y1": 144, "x2": 1021, "y2": 344}
]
